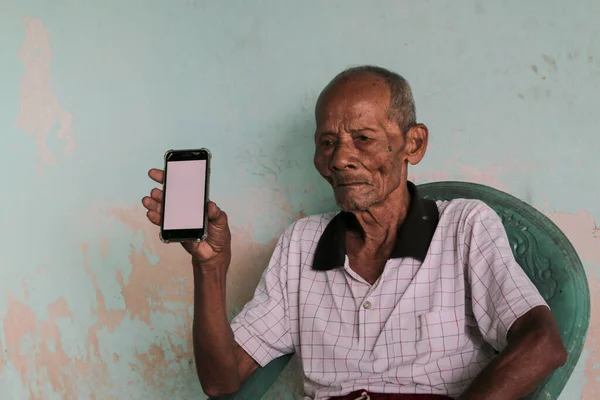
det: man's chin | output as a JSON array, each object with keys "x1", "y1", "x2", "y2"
[{"x1": 336, "y1": 197, "x2": 374, "y2": 212}]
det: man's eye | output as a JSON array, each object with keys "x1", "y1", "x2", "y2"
[
  {"x1": 322, "y1": 140, "x2": 334, "y2": 147},
  {"x1": 357, "y1": 136, "x2": 370, "y2": 141}
]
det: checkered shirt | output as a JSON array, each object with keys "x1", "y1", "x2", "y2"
[{"x1": 230, "y1": 198, "x2": 548, "y2": 399}]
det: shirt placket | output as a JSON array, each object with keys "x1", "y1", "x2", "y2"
[{"x1": 343, "y1": 256, "x2": 385, "y2": 351}]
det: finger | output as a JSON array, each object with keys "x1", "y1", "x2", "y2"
[
  {"x1": 206, "y1": 201, "x2": 227, "y2": 224},
  {"x1": 142, "y1": 196, "x2": 162, "y2": 213},
  {"x1": 148, "y1": 169, "x2": 164, "y2": 184},
  {"x1": 150, "y1": 188, "x2": 163, "y2": 203},
  {"x1": 205, "y1": 201, "x2": 230, "y2": 253},
  {"x1": 146, "y1": 210, "x2": 161, "y2": 226}
]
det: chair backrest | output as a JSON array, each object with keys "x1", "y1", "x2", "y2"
[{"x1": 418, "y1": 181, "x2": 590, "y2": 400}]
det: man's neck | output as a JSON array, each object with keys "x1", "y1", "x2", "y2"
[{"x1": 348, "y1": 182, "x2": 411, "y2": 253}]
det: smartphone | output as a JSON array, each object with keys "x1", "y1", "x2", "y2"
[{"x1": 160, "y1": 148, "x2": 211, "y2": 243}]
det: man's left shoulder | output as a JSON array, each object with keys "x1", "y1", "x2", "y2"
[{"x1": 435, "y1": 197, "x2": 498, "y2": 223}]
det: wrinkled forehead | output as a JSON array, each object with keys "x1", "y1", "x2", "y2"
[{"x1": 315, "y1": 74, "x2": 391, "y2": 128}]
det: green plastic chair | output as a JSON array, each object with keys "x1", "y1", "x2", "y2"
[{"x1": 213, "y1": 181, "x2": 590, "y2": 400}]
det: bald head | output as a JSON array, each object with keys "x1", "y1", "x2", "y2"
[{"x1": 316, "y1": 65, "x2": 417, "y2": 135}]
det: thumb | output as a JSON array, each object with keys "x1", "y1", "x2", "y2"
[{"x1": 205, "y1": 201, "x2": 230, "y2": 252}]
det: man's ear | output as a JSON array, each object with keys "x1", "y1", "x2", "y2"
[{"x1": 404, "y1": 123, "x2": 428, "y2": 166}]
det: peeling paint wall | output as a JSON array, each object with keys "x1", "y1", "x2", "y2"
[{"x1": 0, "y1": 1, "x2": 598, "y2": 399}]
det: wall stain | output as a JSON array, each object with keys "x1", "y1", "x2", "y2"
[
  {"x1": 3, "y1": 290, "x2": 115, "y2": 399},
  {"x1": 546, "y1": 211, "x2": 600, "y2": 267},
  {"x1": 106, "y1": 204, "x2": 304, "y2": 394},
  {"x1": 82, "y1": 243, "x2": 127, "y2": 360},
  {"x1": 0, "y1": 199, "x2": 303, "y2": 398},
  {"x1": 588, "y1": 31, "x2": 600, "y2": 70},
  {"x1": 133, "y1": 344, "x2": 171, "y2": 389},
  {"x1": 542, "y1": 54, "x2": 558, "y2": 72},
  {"x1": 412, "y1": 162, "x2": 534, "y2": 192},
  {"x1": 14, "y1": 18, "x2": 74, "y2": 173}
]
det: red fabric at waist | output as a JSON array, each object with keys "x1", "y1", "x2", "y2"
[{"x1": 328, "y1": 390, "x2": 453, "y2": 400}]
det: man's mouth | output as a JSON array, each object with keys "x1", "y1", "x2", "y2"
[{"x1": 335, "y1": 182, "x2": 369, "y2": 187}]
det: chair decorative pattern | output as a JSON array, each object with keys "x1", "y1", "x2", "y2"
[{"x1": 498, "y1": 209, "x2": 558, "y2": 301}]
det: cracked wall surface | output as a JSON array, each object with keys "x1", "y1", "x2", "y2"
[{"x1": 0, "y1": 1, "x2": 598, "y2": 399}]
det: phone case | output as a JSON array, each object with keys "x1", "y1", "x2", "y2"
[{"x1": 159, "y1": 148, "x2": 212, "y2": 244}]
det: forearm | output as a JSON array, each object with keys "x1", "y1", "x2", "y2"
[
  {"x1": 460, "y1": 323, "x2": 567, "y2": 399},
  {"x1": 191, "y1": 257, "x2": 241, "y2": 395}
]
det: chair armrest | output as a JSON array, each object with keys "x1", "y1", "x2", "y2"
[{"x1": 210, "y1": 353, "x2": 294, "y2": 400}]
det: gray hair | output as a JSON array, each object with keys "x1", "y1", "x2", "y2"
[{"x1": 317, "y1": 65, "x2": 417, "y2": 134}]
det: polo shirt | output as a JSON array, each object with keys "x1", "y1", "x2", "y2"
[{"x1": 231, "y1": 182, "x2": 548, "y2": 399}]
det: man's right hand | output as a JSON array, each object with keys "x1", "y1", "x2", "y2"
[{"x1": 141, "y1": 168, "x2": 232, "y2": 271}]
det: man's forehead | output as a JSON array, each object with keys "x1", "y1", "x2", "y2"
[
  {"x1": 317, "y1": 99, "x2": 382, "y2": 125},
  {"x1": 320, "y1": 74, "x2": 389, "y2": 103},
  {"x1": 316, "y1": 75, "x2": 391, "y2": 123}
]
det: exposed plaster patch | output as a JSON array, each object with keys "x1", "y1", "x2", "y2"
[
  {"x1": 14, "y1": 18, "x2": 74, "y2": 173},
  {"x1": 545, "y1": 210, "x2": 600, "y2": 400}
]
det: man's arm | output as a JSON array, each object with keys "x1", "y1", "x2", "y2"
[
  {"x1": 141, "y1": 171, "x2": 260, "y2": 396},
  {"x1": 192, "y1": 257, "x2": 259, "y2": 397},
  {"x1": 460, "y1": 202, "x2": 568, "y2": 400},
  {"x1": 459, "y1": 305, "x2": 567, "y2": 400},
  {"x1": 193, "y1": 225, "x2": 295, "y2": 397}
]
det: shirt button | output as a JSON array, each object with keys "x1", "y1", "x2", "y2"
[{"x1": 362, "y1": 301, "x2": 372, "y2": 310}]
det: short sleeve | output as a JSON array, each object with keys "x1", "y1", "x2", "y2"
[
  {"x1": 463, "y1": 203, "x2": 549, "y2": 351},
  {"x1": 230, "y1": 228, "x2": 294, "y2": 367}
]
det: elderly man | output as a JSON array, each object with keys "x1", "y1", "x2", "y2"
[{"x1": 141, "y1": 66, "x2": 567, "y2": 400}]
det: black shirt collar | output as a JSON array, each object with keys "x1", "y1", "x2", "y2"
[{"x1": 312, "y1": 181, "x2": 440, "y2": 271}]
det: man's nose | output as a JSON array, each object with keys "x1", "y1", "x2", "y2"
[{"x1": 330, "y1": 143, "x2": 358, "y2": 171}]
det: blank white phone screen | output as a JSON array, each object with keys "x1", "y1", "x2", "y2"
[{"x1": 163, "y1": 160, "x2": 207, "y2": 230}]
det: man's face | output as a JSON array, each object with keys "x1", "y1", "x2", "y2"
[{"x1": 313, "y1": 74, "x2": 420, "y2": 211}]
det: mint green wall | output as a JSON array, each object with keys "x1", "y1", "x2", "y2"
[{"x1": 1, "y1": 1, "x2": 599, "y2": 399}]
